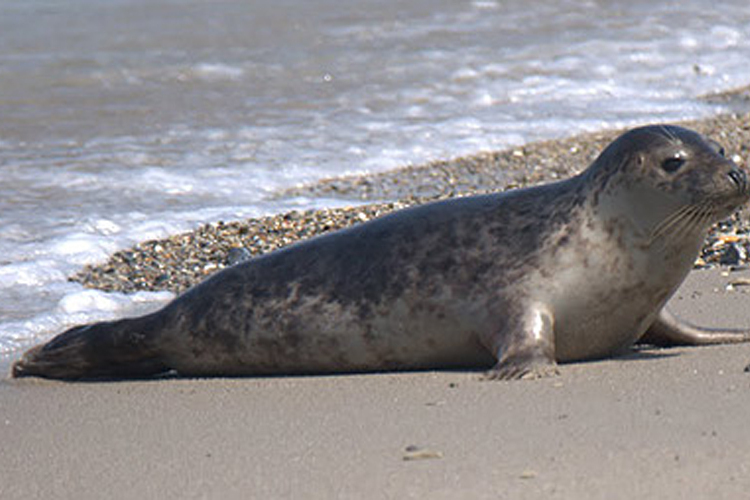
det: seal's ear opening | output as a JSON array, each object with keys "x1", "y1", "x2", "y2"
[{"x1": 707, "y1": 139, "x2": 726, "y2": 157}]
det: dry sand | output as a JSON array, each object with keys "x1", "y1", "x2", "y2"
[{"x1": 3, "y1": 269, "x2": 750, "y2": 500}]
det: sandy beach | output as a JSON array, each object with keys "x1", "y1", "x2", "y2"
[
  {"x1": 5, "y1": 0, "x2": 750, "y2": 496},
  {"x1": 3, "y1": 269, "x2": 750, "y2": 499},
  {"x1": 5, "y1": 111, "x2": 750, "y2": 499}
]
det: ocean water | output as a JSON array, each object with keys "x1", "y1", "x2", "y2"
[{"x1": 2, "y1": 0, "x2": 750, "y2": 361}]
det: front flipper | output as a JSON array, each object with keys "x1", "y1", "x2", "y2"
[
  {"x1": 483, "y1": 305, "x2": 559, "y2": 380},
  {"x1": 639, "y1": 308, "x2": 750, "y2": 347}
]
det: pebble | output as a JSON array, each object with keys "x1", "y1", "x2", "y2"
[
  {"x1": 226, "y1": 247, "x2": 252, "y2": 266},
  {"x1": 72, "y1": 112, "x2": 750, "y2": 294},
  {"x1": 402, "y1": 445, "x2": 443, "y2": 461},
  {"x1": 719, "y1": 244, "x2": 742, "y2": 266},
  {"x1": 519, "y1": 469, "x2": 538, "y2": 479}
]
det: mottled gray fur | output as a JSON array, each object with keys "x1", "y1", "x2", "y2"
[{"x1": 12, "y1": 125, "x2": 750, "y2": 380}]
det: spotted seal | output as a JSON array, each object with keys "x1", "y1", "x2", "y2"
[{"x1": 11, "y1": 125, "x2": 750, "y2": 380}]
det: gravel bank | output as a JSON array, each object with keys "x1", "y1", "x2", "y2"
[{"x1": 73, "y1": 112, "x2": 750, "y2": 295}]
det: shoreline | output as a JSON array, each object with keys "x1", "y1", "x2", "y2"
[{"x1": 73, "y1": 111, "x2": 750, "y2": 295}]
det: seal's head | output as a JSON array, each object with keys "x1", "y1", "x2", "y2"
[{"x1": 587, "y1": 124, "x2": 749, "y2": 241}]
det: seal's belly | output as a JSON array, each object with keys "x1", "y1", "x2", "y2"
[{"x1": 168, "y1": 293, "x2": 496, "y2": 375}]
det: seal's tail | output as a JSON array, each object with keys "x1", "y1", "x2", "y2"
[{"x1": 11, "y1": 316, "x2": 169, "y2": 380}]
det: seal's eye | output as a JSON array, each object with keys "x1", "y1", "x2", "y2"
[{"x1": 661, "y1": 157, "x2": 685, "y2": 173}]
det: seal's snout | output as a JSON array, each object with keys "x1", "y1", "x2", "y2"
[{"x1": 728, "y1": 167, "x2": 748, "y2": 193}]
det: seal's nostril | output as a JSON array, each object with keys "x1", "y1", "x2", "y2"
[{"x1": 728, "y1": 169, "x2": 747, "y2": 191}]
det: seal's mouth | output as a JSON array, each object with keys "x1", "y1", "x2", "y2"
[{"x1": 725, "y1": 166, "x2": 750, "y2": 218}]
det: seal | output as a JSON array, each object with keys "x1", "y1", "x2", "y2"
[{"x1": 11, "y1": 125, "x2": 750, "y2": 381}]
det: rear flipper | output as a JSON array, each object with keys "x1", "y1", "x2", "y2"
[
  {"x1": 639, "y1": 308, "x2": 750, "y2": 347},
  {"x1": 12, "y1": 316, "x2": 169, "y2": 380}
]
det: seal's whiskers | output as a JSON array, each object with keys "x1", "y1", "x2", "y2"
[
  {"x1": 658, "y1": 124, "x2": 682, "y2": 146},
  {"x1": 649, "y1": 201, "x2": 718, "y2": 244},
  {"x1": 649, "y1": 204, "x2": 697, "y2": 243}
]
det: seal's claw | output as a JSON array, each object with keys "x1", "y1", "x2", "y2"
[{"x1": 484, "y1": 359, "x2": 559, "y2": 381}]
